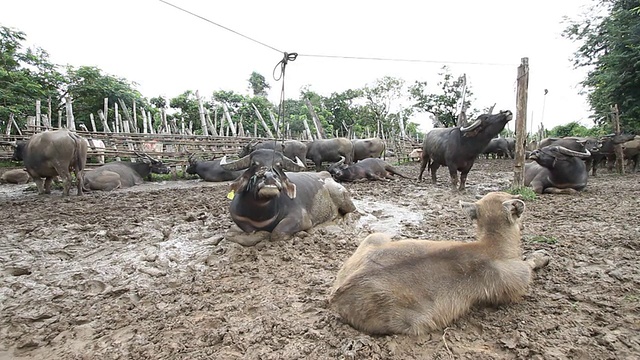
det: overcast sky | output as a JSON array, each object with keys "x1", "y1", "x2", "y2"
[{"x1": 3, "y1": 0, "x2": 595, "y2": 133}]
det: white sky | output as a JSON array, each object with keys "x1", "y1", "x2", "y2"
[{"x1": 3, "y1": 0, "x2": 595, "y2": 133}]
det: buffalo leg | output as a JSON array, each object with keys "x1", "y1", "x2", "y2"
[
  {"x1": 43, "y1": 177, "x2": 54, "y2": 194},
  {"x1": 74, "y1": 168, "x2": 84, "y2": 196},
  {"x1": 543, "y1": 187, "x2": 578, "y2": 194},
  {"x1": 272, "y1": 213, "x2": 312, "y2": 241},
  {"x1": 448, "y1": 166, "x2": 459, "y2": 190},
  {"x1": 417, "y1": 157, "x2": 429, "y2": 181},
  {"x1": 429, "y1": 163, "x2": 440, "y2": 184},
  {"x1": 459, "y1": 171, "x2": 469, "y2": 191}
]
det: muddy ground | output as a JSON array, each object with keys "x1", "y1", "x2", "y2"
[{"x1": 0, "y1": 159, "x2": 638, "y2": 359}]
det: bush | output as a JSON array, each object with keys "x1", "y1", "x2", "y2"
[{"x1": 506, "y1": 186, "x2": 537, "y2": 201}]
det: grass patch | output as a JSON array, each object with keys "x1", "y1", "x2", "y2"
[
  {"x1": 524, "y1": 235, "x2": 558, "y2": 245},
  {"x1": 506, "y1": 186, "x2": 537, "y2": 201},
  {"x1": 624, "y1": 294, "x2": 639, "y2": 302},
  {"x1": 0, "y1": 160, "x2": 20, "y2": 168}
]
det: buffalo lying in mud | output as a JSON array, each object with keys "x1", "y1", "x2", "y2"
[
  {"x1": 525, "y1": 145, "x2": 591, "y2": 194},
  {"x1": 10, "y1": 129, "x2": 88, "y2": 196},
  {"x1": 330, "y1": 191, "x2": 550, "y2": 335},
  {"x1": 239, "y1": 139, "x2": 308, "y2": 164},
  {"x1": 185, "y1": 154, "x2": 242, "y2": 182},
  {"x1": 83, "y1": 153, "x2": 170, "y2": 191},
  {"x1": 220, "y1": 149, "x2": 356, "y2": 246},
  {"x1": 0, "y1": 169, "x2": 31, "y2": 184},
  {"x1": 328, "y1": 157, "x2": 409, "y2": 182},
  {"x1": 418, "y1": 110, "x2": 513, "y2": 191}
]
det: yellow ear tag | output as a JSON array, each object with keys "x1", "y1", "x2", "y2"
[{"x1": 226, "y1": 190, "x2": 235, "y2": 200}]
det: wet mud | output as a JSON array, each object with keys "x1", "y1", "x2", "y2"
[{"x1": 0, "y1": 159, "x2": 638, "y2": 359}]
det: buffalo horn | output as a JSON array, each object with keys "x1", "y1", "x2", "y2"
[
  {"x1": 282, "y1": 156, "x2": 307, "y2": 172},
  {"x1": 135, "y1": 151, "x2": 159, "y2": 163},
  {"x1": 556, "y1": 146, "x2": 591, "y2": 158},
  {"x1": 335, "y1": 156, "x2": 345, "y2": 167},
  {"x1": 460, "y1": 119, "x2": 481, "y2": 132},
  {"x1": 220, "y1": 154, "x2": 251, "y2": 171}
]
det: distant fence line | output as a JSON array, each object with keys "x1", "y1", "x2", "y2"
[{"x1": 0, "y1": 128, "x2": 421, "y2": 169}]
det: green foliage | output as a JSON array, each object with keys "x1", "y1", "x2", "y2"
[
  {"x1": 408, "y1": 66, "x2": 476, "y2": 128},
  {"x1": 563, "y1": 0, "x2": 640, "y2": 133},
  {"x1": 524, "y1": 235, "x2": 559, "y2": 245},
  {"x1": 248, "y1": 71, "x2": 270, "y2": 97},
  {"x1": 65, "y1": 65, "x2": 147, "y2": 130},
  {"x1": 506, "y1": 186, "x2": 538, "y2": 201},
  {"x1": 547, "y1": 121, "x2": 611, "y2": 137},
  {"x1": 0, "y1": 26, "x2": 63, "y2": 126}
]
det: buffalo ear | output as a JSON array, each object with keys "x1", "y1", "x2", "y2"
[
  {"x1": 503, "y1": 199, "x2": 525, "y2": 219},
  {"x1": 229, "y1": 175, "x2": 249, "y2": 194},
  {"x1": 283, "y1": 179, "x2": 297, "y2": 199},
  {"x1": 459, "y1": 201, "x2": 478, "y2": 219}
]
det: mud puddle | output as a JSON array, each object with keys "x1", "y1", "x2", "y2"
[{"x1": 353, "y1": 197, "x2": 423, "y2": 235}]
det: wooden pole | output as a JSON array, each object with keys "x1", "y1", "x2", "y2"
[
  {"x1": 35, "y1": 100, "x2": 41, "y2": 131},
  {"x1": 513, "y1": 57, "x2": 529, "y2": 188},
  {"x1": 268, "y1": 110, "x2": 283, "y2": 138},
  {"x1": 252, "y1": 103, "x2": 274, "y2": 138},
  {"x1": 65, "y1": 95, "x2": 76, "y2": 131},
  {"x1": 611, "y1": 104, "x2": 625, "y2": 174},
  {"x1": 206, "y1": 109, "x2": 217, "y2": 136},
  {"x1": 98, "y1": 110, "x2": 111, "y2": 132},
  {"x1": 196, "y1": 90, "x2": 209, "y2": 136},
  {"x1": 222, "y1": 103, "x2": 237, "y2": 136},
  {"x1": 89, "y1": 113, "x2": 97, "y2": 132},
  {"x1": 304, "y1": 98, "x2": 325, "y2": 139},
  {"x1": 47, "y1": 97, "x2": 52, "y2": 128},
  {"x1": 142, "y1": 110, "x2": 148, "y2": 134}
]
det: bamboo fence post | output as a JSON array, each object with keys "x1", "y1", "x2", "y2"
[
  {"x1": 98, "y1": 110, "x2": 111, "y2": 132},
  {"x1": 197, "y1": 90, "x2": 209, "y2": 136},
  {"x1": 142, "y1": 110, "x2": 148, "y2": 134},
  {"x1": 47, "y1": 97, "x2": 52, "y2": 128},
  {"x1": 114, "y1": 102, "x2": 120, "y2": 133},
  {"x1": 513, "y1": 57, "x2": 529, "y2": 188},
  {"x1": 35, "y1": 100, "x2": 41, "y2": 131},
  {"x1": 65, "y1": 95, "x2": 76, "y2": 131},
  {"x1": 304, "y1": 98, "x2": 325, "y2": 139},
  {"x1": 268, "y1": 110, "x2": 282, "y2": 138},
  {"x1": 206, "y1": 109, "x2": 217, "y2": 136},
  {"x1": 89, "y1": 113, "x2": 97, "y2": 132},
  {"x1": 222, "y1": 103, "x2": 237, "y2": 136},
  {"x1": 132, "y1": 101, "x2": 137, "y2": 132},
  {"x1": 252, "y1": 103, "x2": 274, "y2": 138}
]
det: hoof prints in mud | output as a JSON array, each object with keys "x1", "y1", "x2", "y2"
[{"x1": 0, "y1": 159, "x2": 639, "y2": 359}]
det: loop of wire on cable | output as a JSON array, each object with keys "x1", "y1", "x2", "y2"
[
  {"x1": 272, "y1": 52, "x2": 298, "y2": 145},
  {"x1": 273, "y1": 52, "x2": 298, "y2": 81}
]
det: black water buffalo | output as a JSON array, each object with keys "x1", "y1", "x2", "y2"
[
  {"x1": 482, "y1": 137, "x2": 512, "y2": 159},
  {"x1": 418, "y1": 110, "x2": 513, "y2": 190},
  {"x1": 352, "y1": 138, "x2": 386, "y2": 162},
  {"x1": 328, "y1": 157, "x2": 409, "y2": 182},
  {"x1": 11, "y1": 129, "x2": 88, "y2": 196},
  {"x1": 239, "y1": 139, "x2": 307, "y2": 163},
  {"x1": 220, "y1": 149, "x2": 356, "y2": 246},
  {"x1": 83, "y1": 153, "x2": 170, "y2": 191},
  {"x1": 306, "y1": 138, "x2": 354, "y2": 171},
  {"x1": 185, "y1": 154, "x2": 242, "y2": 182},
  {"x1": 525, "y1": 145, "x2": 591, "y2": 194},
  {"x1": 590, "y1": 133, "x2": 635, "y2": 175},
  {"x1": 538, "y1": 136, "x2": 601, "y2": 153}
]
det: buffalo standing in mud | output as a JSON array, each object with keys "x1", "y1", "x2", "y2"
[
  {"x1": 10, "y1": 129, "x2": 88, "y2": 196},
  {"x1": 525, "y1": 145, "x2": 591, "y2": 194},
  {"x1": 220, "y1": 149, "x2": 356, "y2": 246},
  {"x1": 239, "y1": 139, "x2": 308, "y2": 164},
  {"x1": 330, "y1": 192, "x2": 550, "y2": 335},
  {"x1": 589, "y1": 133, "x2": 635, "y2": 176},
  {"x1": 418, "y1": 110, "x2": 513, "y2": 191},
  {"x1": 352, "y1": 138, "x2": 386, "y2": 162},
  {"x1": 306, "y1": 138, "x2": 354, "y2": 171},
  {"x1": 185, "y1": 154, "x2": 242, "y2": 182},
  {"x1": 328, "y1": 157, "x2": 409, "y2": 182},
  {"x1": 83, "y1": 153, "x2": 170, "y2": 191},
  {"x1": 482, "y1": 137, "x2": 514, "y2": 159}
]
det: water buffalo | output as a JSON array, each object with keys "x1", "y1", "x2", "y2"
[
  {"x1": 0, "y1": 169, "x2": 31, "y2": 184},
  {"x1": 418, "y1": 110, "x2": 513, "y2": 191},
  {"x1": 590, "y1": 133, "x2": 635, "y2": 176},
  {"x1": 11, "y1": 129, "x2": 88, "y2": 196},
  {"x1": 482, "y1": 137, "x2": 512, "y2": 159},
  {"x1": 306, "y1": 138, "x2": 354, "y2": 171},
  {"x1": 239, "y1": 139, "x2": 307, "y2": 163},
  {"x1": 83, "y1": 153, "x2": 170, "y2": 191},
  {"x1": 185, "y1": 154, "x2": 242, "y2": 182},
  {"x1": 408, "y1": 148, "x2": 422, "y2": 162},
  {"x1": 621, "y1": 135, "x2": 640, "y2": 172},
  {"x1": 525, "y1": 145, "x2": 591, "y2": 194},
  {"x1": 538, "y1": 136, "x2": 601, "y2": 154},
  {"x1": 220, "y1": 149, "x2": 356, "y2": 246},
  {"x1": 330, "y1": 192, "x2": 549, "y2": 335},
  {"x1": 352, "y1": 138, "x2": 386, "y2": 162},
  {"x1": 328, "y1": 157, "x2": 409, "y2": 182}
]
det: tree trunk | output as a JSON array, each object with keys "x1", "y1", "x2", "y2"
[{"x1": 513, "y1": 57, "x2": 529, "y2": 188}]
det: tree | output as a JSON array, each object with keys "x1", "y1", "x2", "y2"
[
  {"x1": 563, "y1": 0, "x2": 640, "y2": 133},
  {"x1": 65, "y1": 65, "x2": 146, "y2": 130},
  {"x1": 0, "y1": 26, "x2": 63, "y2": 126},
  {"x1": 408, "y1": 66, "x2": 475, "y2": 128},
  {"x1": 362, "y1": 76, "x2": 406, "y2": 136},
  {"x1": 248, "y1": 71, "x2": 270, "y2": 97}
]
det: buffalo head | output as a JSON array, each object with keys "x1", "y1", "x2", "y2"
[
  {"x1": 460, "y1": 110, "x2": 513, "y2": 138},
  {"x1": 221, "y1": 149, "x2": 306, "y2": 199},
  {"x1": 528, "y1": 145, "x2": 591, "y2": 167},
  {"x1": 3, "y1": 140, "x2": 27, "y2": 162},
  {"x1": 327, "y1": 156, "x2": 348, "y2": 178},
  {"x1": 135, "y1": 151, "x2": 171, "y2": 174}
]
